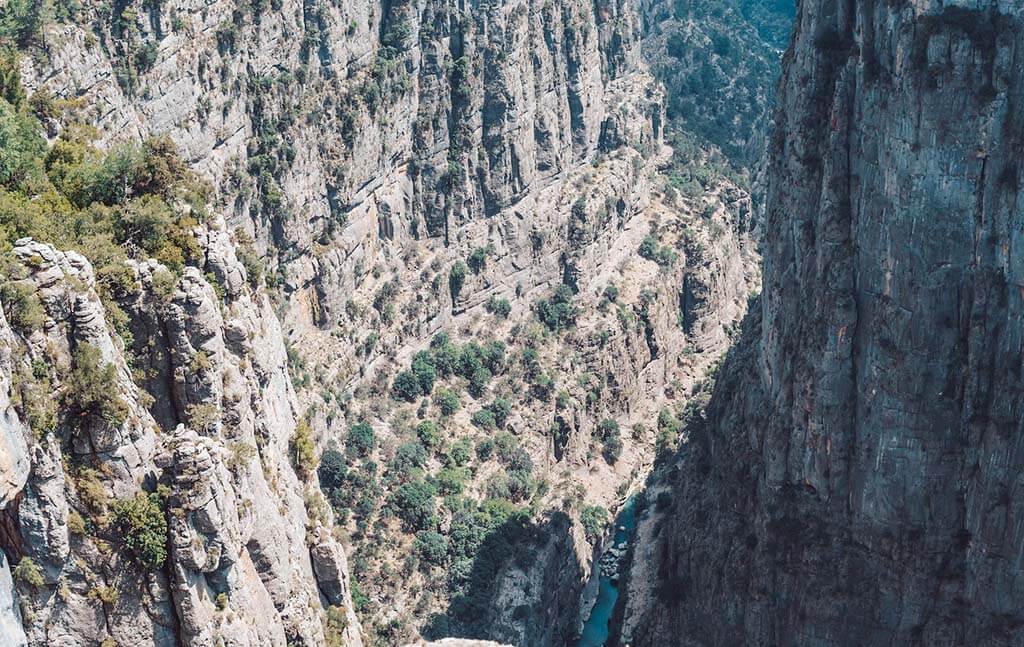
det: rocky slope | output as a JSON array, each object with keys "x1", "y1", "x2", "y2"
[
  {"x1": 621, "y1": 1, "x2": 1024, "y2": 645},
  {"x1": 0, "y1": 0, "x2": 768, "y2": 646},
  {"x1": 639, "y1": 0, "x2": 794, "y2": 166}
]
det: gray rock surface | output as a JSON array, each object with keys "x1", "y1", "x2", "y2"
[
  {"x1": 0, "y1": 308, "x2": 29, "y2": 510},
  {"x1": 0, "y1": 553, "x2": 27, "y2": 647},
  {"x1": 622, "y1": 2, "x2": 1024, "y2": 646},
  {"x1": 0, "y1": 235, "x2": 362, "y2": 646}
]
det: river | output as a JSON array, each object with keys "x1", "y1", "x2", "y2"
[{"x1": 574, "y1": 496, "x2": 639, "y2": 647}]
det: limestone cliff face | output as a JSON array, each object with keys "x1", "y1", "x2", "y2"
[
  {"x1": 622, "y1": 1, "x2": 1024, "y2": 645},
  {"x1": 0, "y1": 232, "x2": 362, "y2": 647},
  {"x1": 0, "y1": 0, "x2": 661, "y2": 641},
  {"x1": 24, "y1": 0, "x2": 646, "y2": 262}
]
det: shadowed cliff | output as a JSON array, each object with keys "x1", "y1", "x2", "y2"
[{"x1": 621, "y1": 2, "x2": 1024, "y2": 645}]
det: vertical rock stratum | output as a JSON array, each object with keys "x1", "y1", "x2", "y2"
[{"x1": 622, "y1": 1, "x2": 1024, "y2": 645}]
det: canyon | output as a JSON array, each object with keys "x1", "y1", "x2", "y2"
[{"x1": 3, "y1": 0, "x2": 1019, "y2": 646}]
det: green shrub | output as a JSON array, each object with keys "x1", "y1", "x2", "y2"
[
  {"x1": 291, "y1": 419, "x2": 316, "y2": 478},
  {"x1": 450, "y1": 56, "x2": 473, "y2": 105},
  {"x1": 75, "y1": 467, "x2": 108, "y2": 514},
  {"x1": 531, "y1": 373, "x2": 555, "y2": 401},
  {"x1": 447, "y1": 438, "x2": 472, "y2": 468},
  {"x1": 392, "y1": 370, "x2": 422, "y2": 402},
  {"x1": 432, "y1": 466, "x2": 469, "y2": 496},
  {"x1": 520, "y1": 347, "x2": 541, "y2": 379},
  {"x1": 430, "y1": 334, "x2": 460, "y2": 376},
  {"x1": 67, "y1": 510, "x2": 87, "y2": 535},
  {"x1": 639, "y1": 234, "x2": 678, "y2": 267},
  {"x1": 535, "y1": 284, "x2": 578, "y2": 331},
  {"x1": 0, "y1": 280, "x2": 45, "y2": 332},
  {"x1": 457, "y1": 342, "x2": 484, "y2": 377},
  {"x1": 414, "y1": 530, "x2": 448, "y2": 567},
  {"x1": 485, "y1": 296, "x2": 511, "y2": 318},
  {"x1": 112, "y1": 491, "x2": 168, "y2": 569},
  {"x1": 346, "y1": 422, "x2": 375, "y2": 457},
  {"x1": 602, "y1": 434, "x2": 623, "y2": 464},
  {"x1": 603, "y1": 285, "x2": 619, "y2": 303},
  {"x1": 0, "y1": 88, "x2": 45, "y2": 189},
  {"x1": 186, "y1": 402, "x2": 220, "y2": 434},
  {"x1": 475, "y1": 437, "x2": 495, "y2": 461},
  {"x1": 89, "y1": 584, "x2": 118, "y2": 605},
  {"x1": 67, "y1": 343, "x2": 128, "y2": 426},
  {"x1": 325, "y1": 604, "x2": 349, "y2": 647},
  {"x1": 580, "y1": 505, "x2": 608, "y2": 543},
  {"x1": 471, "y1": 408, "x2": 496, "y2": 430},
  {"x1": 373, "y1": 278, "x2": 399, "y2": 315},
  {"x1": 318, "y1": 448, "x2": 347, "y2": 491},
  {"x1": 322, "y1": 459, "x2": 380, "y2": 529},
  {"x1": 390, "y1": 441, "x2": 428, "y2": 477},
  {"x1": 656, "y1": 408, "x2": 682, "y2": 454},
  {"x1": 472, "y1": 398, "x2": 511, "y2": 431},
  {"x1": 493, "y1": 432, "x2": 518, "y2": 463},
  {"x1": 467, "y1": 245, "x2": 491, "y2": 274},
  {"x1": 0, "y1": 0, "x2": 49, "y2": 47},
  {"x1": 433, "y1": 388, "x2": 460, "y2": 416},
  {"x1": 416, "y1": 420, "x2": 441, "y2": 449},
  {"x1": 489, "y1": 398, "x2": 511, "y2": 428},
  {"x1": 468, "y1": 366, "x2": 492, "y2": 399},
  {"x1": 12, "y1": 556, "x2": 43, "y2": 586},
  {"x1": 638, "y1": 235, "x2": 657, "y2": 259},
  {"x1": 411, "y1": 350, "x2": 437, "y2": 394},
  {"x1": 482, "y1": 341, "x2": 506, "y2": 373},
  {"x1": 351, "y1": 580, "x2": 369, "y2": 613},
  {"x1": 449, "y1": 261, "x2": 468, "y2": 300},
  {"x1": 391, "y1": 479, "x2": 437, "y2": 532},
  {"x1": 556, "y1": 390, "x2": 571, "y2": 410},
  {"x1": 596, "y1": 419, "x2": 623, "y2": 464},
  {"x1": 0, "y1": 61, "x2": 207, "y2": 294}
]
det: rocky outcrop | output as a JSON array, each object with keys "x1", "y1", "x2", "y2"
[
  {"x1": 622, "y1": 2, "x2": 1024, "y2": 646},
  {"x1": 0, "y1": 233, "x2": 362, "y2": 646}
]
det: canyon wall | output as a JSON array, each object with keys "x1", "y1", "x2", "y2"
[{"x1": 623, "y1": 1, "x2": 1024, "y2": 645}]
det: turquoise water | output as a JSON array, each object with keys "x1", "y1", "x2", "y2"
[{"x1": 574, "y1": 496, "x2": 639, "y2": 647}]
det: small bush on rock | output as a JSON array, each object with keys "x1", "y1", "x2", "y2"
[
  {"x1": 392, "y1": 370, "x2": 423, "y2": 402},
  {"x1": 580, "y1": 505, "x2": 608, "y2": 543},
  {"x1": 346, "y1": 422, "x2": 375, "y2": 457},
  {"x1": 67, "y1": 343, "x2": 128, "y2": 426},
  {"x1": 12, "y1": 556, "x2": 43, "y2": 586},
  {"x1": 112, "y1": 491, "x2": 168, "y2": 569},
  {"x1": 434, "y1": 388, "x2": 460, "y2": 416}
]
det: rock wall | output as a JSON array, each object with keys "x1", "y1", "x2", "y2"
[
  {"x1": 0, "y1": 232, "x2": 362, "y2": 646},
  {"x1": 622, "y1": 1, "x2": 1024, "y2": 645}
]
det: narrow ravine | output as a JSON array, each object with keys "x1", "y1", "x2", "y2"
[{"x1": 574, "y1": 497, "x2": 639, "y2": 647}]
